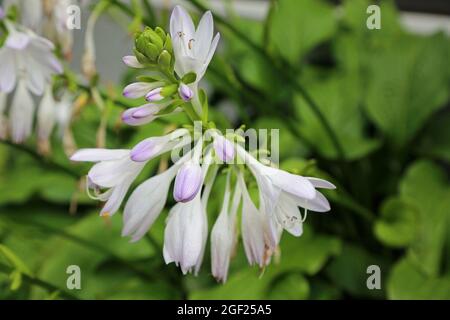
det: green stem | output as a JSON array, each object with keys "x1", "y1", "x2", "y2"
[{"x1": 0, "y1": 262, "x2": 80, "y2": 300}]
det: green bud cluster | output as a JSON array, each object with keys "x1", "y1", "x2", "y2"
[{"x1": 134, "y1": 27, "x2": 173, "y2": 69}]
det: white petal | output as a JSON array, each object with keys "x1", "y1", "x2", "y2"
[
  {"x1": 170, "y1": 5, "x2": 195, "y2": 40},
  {"x1": 240, "y1": 181, "x2": 265, "y2": 267},
  {"x1": 194, "y1": 11, "x2": 213, "y2": 61},
  {"x1": 307, "y1": 177, "x2": 336, "y2": 189},
  {"x1": 293, "y1": 190, "x2": 331, "y2": 213},
  {"x1": 204, "y1": 33, "x2": 220, "y2": 66},
  {"x1": 267, "y1": 167, "x2": 316, "y2": 200},
  {"x1": 9, "y1": 80, "x2": 34, "y2": 143},
  {"x1": 122, "y1": 168, "x2": 175, "y2": 239},
  {"x1": 37, "y1": 85, "x2": 56, "y2": 140},
  {"x1": 100, "y1": 177, "x2": 134, "y2": 217},
  {"x1": 70, "y1": 149, "x2": 130, "y2": 162},
  {"x1": 0, "y1": 49, "x2": 17, "y2": 93},
  {"x1": 88, "y1": 156, "x2": 143, "y2": 188}
]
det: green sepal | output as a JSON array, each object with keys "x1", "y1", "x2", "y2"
[
  {"x1": 155, "y1": 27, "x2": 167, "y2": 42},
  {"x1": 181, "y1": 72, "x2": 197, "y2": 85},
  {"x1": 161, "y1": 84, "x2": 178, "y2": 97},
  {"x1": 133, "y1": 48, "x2": 150, "y2": 64}
]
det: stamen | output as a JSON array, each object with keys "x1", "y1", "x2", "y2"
[
  {"x1": 301, "y1": 208, "x2": 308, "y2": 223},
  {"x1": 188, "y1": 39, "x2": 195, "y2": 50}
]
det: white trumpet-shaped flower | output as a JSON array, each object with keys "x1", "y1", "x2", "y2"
[
  {"x1": 0, "y1": 23, "x2": 62, "y2": 143},
  {"x1": 122, "y1": 136, "x2": 198, "y2": 242},
  {"x1": 163, "y1": 148, "x2": 213, "y2": 274},
  {"x1": 71, "y1": 129, "x2": 189, "y2": 217},
  {"x1": 0, "y1": 23, "x2": 62, "y2": 95},
  {"x1": 170, "y1": 5, "x2": 220, "y2": 81}
]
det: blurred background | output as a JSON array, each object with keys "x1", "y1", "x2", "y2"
[{"x1": 0, "y1": 0, "x2": 449, "y2": 299}]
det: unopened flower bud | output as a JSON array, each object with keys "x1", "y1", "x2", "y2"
[
  {"x1": 173, "y1": 161, "x2": 203, "y2": 203},
  {"x1": 145, "y1": 88, "x2": 163, "y2": 102},
  {"x1": 214, "y1": 135, "x2": 235, "y2": 163},
  {"x1": 178, "y1": 83, "x2": 193, "y2": 102}
]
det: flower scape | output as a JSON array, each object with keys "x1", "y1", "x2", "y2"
[{"x1": 70, "y1": 6, "x2": 336, "y2": 282}]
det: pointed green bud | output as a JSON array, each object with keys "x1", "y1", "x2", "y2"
[
  {"x1": 133, "y1": 48, "x2": 150, "y2": 64},
  {"x1": 143, "y1": 43, "x2": 159, "y2": 62},
  {"x1": 140, "y1": 28, "x2": 163, "y2": 50},
  {"x1": 164, "y1": 36, "x2": 173, "y2": 54},
  {"x1": 155, "y1": 27, "x2": 167, "y2": 42},
  {"x1": 158, "y1": 50, "x2": 172, "y2": 70}
]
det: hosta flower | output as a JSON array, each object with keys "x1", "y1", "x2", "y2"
[
  {"x1": 0, "y1": 23, "x2": 62, "y2": 95},
  {"x1": 71, "y1": 4, "x2": 336, "y2": 283},
  {"x1": 0, "y1": 23, "x2": 62, "y2": 143},
  {"x1": 163, "y1": 149, "x2": 213, "y2": 274},
  {"x1": 170, "y1": 5, "x2": 220, "y2": 81},
  {"x1": 71, "y1": 129, "x2": 190, "y2": 217}
]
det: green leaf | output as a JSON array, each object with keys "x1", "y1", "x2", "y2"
[
  {"x1": 295, "y1": 71, "x2": 381, "y2": 159},
  {"x1": 270, "y1": 0, "x2": 336, "y2": 63},
  {"x1": 365, "y1": 34, "x2": 450, "y2": 147},
  {"x1": 30, "y1": 213, "x2": 173, "y2": 299},
  {"x1": 415, "y1": 111, "x2": 450, "y2": 163},
  {"x1": 0, "y1": 244, "x2": 32, "y2": 276},
  {"x1": 399, "y1": 160, "x2": 450, "y2": 276},
  {"x1": 388, "y1": 257, "x2": 450, "y2": 299},
  {"x1": 374, "y1": 198, "x2": 418, "y2": 248},
  {"x1": 266, "y1": 273, "x2": 310, "y2": 300},
  {"x1": 325, "y1": 244, "x2": 388, "y2": 298}
]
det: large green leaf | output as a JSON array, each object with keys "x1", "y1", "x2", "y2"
[
  {"x1": 365, "y1": 34, "x2": 449, "y2": 147},
  {"x1": 31, "y1": 212, "x2": 173, "y2": 299},
  {"x1": 270, "y1": 0, "x2": 336, "y2": 64},
  {"x1": 374, "y1": 198, "x2": 418, "y2": 248},
  {"x1": 388, "y1": 257, "x2": 450, "y2": 300},
  {"x1": 295, "y1": 71, "x2": 380, "y2": 159},
  {"x1": 399, "y1": 160, "x2": 450, "y2": 276},
  {"x1": 325, "y1": 244, "x2": 388, "y2": 298}
]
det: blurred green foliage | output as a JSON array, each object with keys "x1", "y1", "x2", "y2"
[{"x1": 0, "y1": 0, "x2": 449, "y2": 300}]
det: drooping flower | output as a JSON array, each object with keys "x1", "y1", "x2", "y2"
[
  {"x1": 71, "y1": 129, "x2": 190, "y2": 217},
  {"x1": 0, "y1": 23, "x2": 62, "y2": 95},
  {"x1": 163, "y1": 148, "x2": 213, "y2": 274},
  {"x1": 211, "y1": 174, "x2": 241, "y2": 282},
  {"x1": 0, "y1": 23, "x2": 62, "y2": 143}
]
